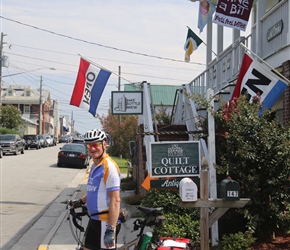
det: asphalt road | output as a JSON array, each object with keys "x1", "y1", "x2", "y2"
[{"x1": 0, "y1": 143, "x2": 85, "y2": 250}]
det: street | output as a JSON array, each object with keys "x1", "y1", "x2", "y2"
[{"x1": 0, "y1": 144, "x2": 86, "y2": 250}]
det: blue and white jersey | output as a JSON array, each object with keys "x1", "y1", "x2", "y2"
[{"x1": 86, "y1": 155, "x2": 120, "y2": 221}]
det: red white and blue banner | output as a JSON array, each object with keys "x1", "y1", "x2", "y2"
[
  {"x1": 70, "y1": 58, "x2": 111, "y2": 117},
  {"x1": 213, "y1": 0, "x2": 253, "y2": 31},
  {"x1": 231, "y1": 53, "x2": 288, "y2": 112}
]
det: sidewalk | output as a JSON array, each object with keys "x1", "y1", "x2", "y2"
[{"x1": 38, "y1": 171, "x2": 141, "y2": 250}]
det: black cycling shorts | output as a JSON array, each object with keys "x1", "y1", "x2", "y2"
[{"x1": 84, "y1": 219, "x2": 120, "y2": 250}]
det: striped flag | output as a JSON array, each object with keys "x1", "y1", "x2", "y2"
[
  {"x1": 70, "y1": 58, "x2": 111, "y2": 117},
  {"x1": 184, "y1": 28, "x2": 202, "y2": 62},
  {"x1": 231, "y1": 53, "x2": 288, "y2": 113}
]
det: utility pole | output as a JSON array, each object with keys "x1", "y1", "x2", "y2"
[
  {"x1": 118, "y1": 66, "x2": 121, "y2": 125},
  {"x1": 0, "y1": 32, "x2": 6, "y2": 106},
  {"x1": 39, "y1": 76, "x2": 43, "y2": 134},
  {"x1": 71, "y1": 111, "x2": 74, "y2": 134}
]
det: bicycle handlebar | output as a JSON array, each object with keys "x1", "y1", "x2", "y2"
[{"x1": 67, "y1": 200, "x2": 88, "y2": 232}]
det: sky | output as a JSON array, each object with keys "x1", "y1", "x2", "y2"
[{"x1": 0, "y1": 0, "x2": 251, "y2": 135}]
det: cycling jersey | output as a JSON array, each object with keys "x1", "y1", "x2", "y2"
[{"x1": 86, "y1": 155, "x2": 120, "y2": 221}]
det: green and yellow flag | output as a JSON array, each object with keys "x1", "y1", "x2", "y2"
[{"x1": 184, "y1": 28, "x2": 202, "y2": 62}]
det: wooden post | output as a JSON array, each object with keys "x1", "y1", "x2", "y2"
[{"x1": 200, "y1": 157, "x2": 209, "y2": 250}]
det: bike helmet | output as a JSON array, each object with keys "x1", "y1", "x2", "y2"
[{"x1": 84, "y1": 129, "x2": 107, "y2": 143}]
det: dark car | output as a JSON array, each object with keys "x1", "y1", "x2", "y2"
[
  {"x1": 59, "y1": 135, "x2": 70, "y2": 143},
  {"x1": 0, "y1": 134, "x2": 25, "y2": 155},
  {"x1": 23, "y1": 134, "x2": 41, "y2": 150},
  {"x1": 71, "y1": 138, "x2": 85, "y2": 144},
  {"x1": 57, "y1": 143, "x2": 89, "y2": 168}
]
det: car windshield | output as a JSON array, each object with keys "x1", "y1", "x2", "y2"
[
  {"x1": 24, "y1": 135, "x2": 35, "y2": 140},
  {"x1": 0, "y1": 135, "x2": 16, "y2": 140},
  {"x1": 62, "y1": 144, "x2": 85, "y2": 152}
]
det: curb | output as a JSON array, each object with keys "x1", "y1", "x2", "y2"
[{"x1": 37, "y1": 170, "x2": 87, "y2": 250}]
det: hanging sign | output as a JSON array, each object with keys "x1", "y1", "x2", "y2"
[
  {"x1": 149, "y1": 141, "x2": 200, "y2": 178},
  {"x1": 111, "y1": 91, "x2": 143, "y2": 115}
]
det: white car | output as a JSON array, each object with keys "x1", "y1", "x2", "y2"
[{"x1": 45, "y1": 135, "x2": 53, "y2": 146}]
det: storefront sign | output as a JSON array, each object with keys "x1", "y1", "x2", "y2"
[
  {"x1": 111, "y1": 91, "x2": 143, "y2": 115},
  {"x1": 150, "y1": 141, "x2": 200, "y2": 178},
  {"x1": 267, "y1": 20, "x2": 283, "y2": 42}
]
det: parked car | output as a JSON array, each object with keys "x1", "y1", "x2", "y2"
[
  {"x1": 71, "y1": 138, "x2": 85, "y2": 144},
  {"x1": 23, "y1": 134, "x2": 41, "y2": 150},
  {"x1": 0, "y1": 134, "x2": 25, "y2": 155},
  {"x1": 38, "y1": 134, "x2": 48, "y2": 148},
  {"x1": 45, "y1": 135, "x2": 53, "y2": 146},
  {"x1": 50, "y1": 135, "x2": 57, "y2": 146},
  {"x1": 59, "y1": 135, "x2": 70, "y2": 143},
  {"x1": 57, "y1": 143, "x2": 89, "y2": 168}
]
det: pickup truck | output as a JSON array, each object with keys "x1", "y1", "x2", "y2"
[{"x1": 0, "y1": 134, "x2": 25, "y2": 155}]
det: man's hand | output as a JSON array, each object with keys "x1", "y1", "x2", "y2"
[
  {"x1": 71, "y1": 199, "x2": 84, "y2": 208},
  {"x1": 104, "y1": 229, "x2": 115, "y2": 248}
]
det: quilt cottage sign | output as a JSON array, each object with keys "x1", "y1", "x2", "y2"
[{"x1": 150, "y1": 141, "x2": 200, "y2": 177}]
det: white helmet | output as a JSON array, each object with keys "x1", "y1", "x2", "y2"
[{"x1": 84, "y1": 129, "x2": 107, "y2": 143}]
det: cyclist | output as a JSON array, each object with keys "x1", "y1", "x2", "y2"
[{"x1": 72, "y1": 129, "x2": 121, "y2": 250}]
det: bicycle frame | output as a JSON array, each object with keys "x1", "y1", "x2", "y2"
[{"x1": 67, "y1": 201, "x2": 165, "y2": 250}]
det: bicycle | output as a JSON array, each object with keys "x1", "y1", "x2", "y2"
[{"x1": 67, "y1": 200, "x2": 165, "y2": 250}]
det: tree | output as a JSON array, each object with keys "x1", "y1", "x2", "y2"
[
  {"x1": 155, "y1": 103, "x2": 171, "y2": 125},
  {"x1": 0, "y1": 105, "x2": 24, "y2": 129},
  {"x1": 212, "y1": 96, "x2": 290, "y2": 240},
  {"x1": 98, "y1": 112, "x2": 138, "y2": 158}
]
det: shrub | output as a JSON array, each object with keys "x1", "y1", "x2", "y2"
[
  {"x1": 212, "y1": 232, "x2": 255, "y2": 250},
  {"x1": 141, "y1": 189, "x2": 200, "y2": 245},
  {"x1": 120, "y1": 176, "x2": 136, "y2": 191}
]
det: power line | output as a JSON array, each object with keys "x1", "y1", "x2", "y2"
[{"x1": 0, "y1": 15, "x2": 205, "y2": 66}]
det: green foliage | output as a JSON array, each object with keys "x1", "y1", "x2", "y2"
[
  {"x1": 213, "y1": 232, "x2": 256, "y2": 250},
  {"x1": 120, "y1": 176, "x2": 136, "y2": 191},
  {"x1": 141, "y1": 189, "x2": 200, "y2": 245},
  {"x1": 0, "y1": 127, "x2": 21, "y2": 136},
  {"x1": 211, "y1": 96, "x2": 290, "y2": 239},
  {"x1": 98, "y1": 112, "x2": 138, "y2": 158},
  {"x1": 0, "y1": 105, "x2": 24, "y2": 130},
  {"x1": 155, "y1": 103, "x2": 171, "y2": 125}
]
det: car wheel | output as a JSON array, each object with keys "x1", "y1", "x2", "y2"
[
  {"x1": 0, "y1": 150, "x2": 3, "y2": 158},
  {"x1": 57, "y1": 162, "x2": 61, "y2": 167},
  {"x1": 21, "y1": 148, "x2": 24, "y2": 154},
  {"x1": 25, "y1": 146, "x2": 28, "y2": 150}
]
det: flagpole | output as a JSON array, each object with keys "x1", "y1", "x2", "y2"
[
  {"x1": 240, "y1": 43, "x2": 290, "y2": 86},
  {"x1": 78, "y1": 54, "x2": 135, "y2": 84}
]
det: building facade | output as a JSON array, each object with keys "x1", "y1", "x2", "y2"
[{"x1": 1, "y1": 85, "x2": 59, "y2": 136}]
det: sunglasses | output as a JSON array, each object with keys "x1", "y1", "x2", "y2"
[{"x1": 86, "y1": 142, "x2": 103, "y2": 149}]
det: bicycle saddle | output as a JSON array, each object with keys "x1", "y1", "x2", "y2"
[{"x1": 137, "y1": 206, "x2": 163, "y2": 216}]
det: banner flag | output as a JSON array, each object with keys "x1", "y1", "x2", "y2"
[
  {"x1": 70, "y1": 58, "x2": 111, "y2": 117},
  {"x1": 198, "y1": 0, "x2": 216, "y2": 33},
  {"x1": 184, "y1": 28, "x2": 203, "y2": 62},
  {"x1": 213, "y1": 0, "x2": 253, "y2": 31},
  {"x1": 231, "y1": 53, "x2": 288, "y2": 112}
]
